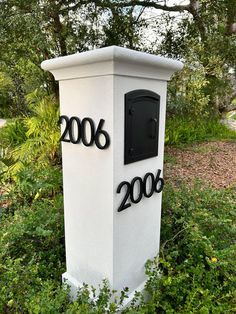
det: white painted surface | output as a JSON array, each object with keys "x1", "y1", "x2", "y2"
[
  {"x1": 41, "y1": 46, "x2": 183, "y2": 81},
  {"x1": 41, "y1": 46, "x2": 183, "y2": 297}
]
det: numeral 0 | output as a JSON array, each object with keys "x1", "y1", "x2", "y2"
[
  {"x1": 69, "y1": 117, "x2": 81, "y2": 144},
  {"x1": 130, "y1": 177, "x2": 143, "y2": 203},
  {"x1": 59, "y1": 115, "x2": 110, "y2": 150},
  {"x1": 117, "y1": 170, "x2": 164, "y2": 212}
]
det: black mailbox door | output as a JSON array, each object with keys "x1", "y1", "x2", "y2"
[{"x1": 124, "y1": 89, "x2": 160, "y2": 164}]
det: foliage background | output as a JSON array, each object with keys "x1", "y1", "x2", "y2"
[{"x1": 0, "y1": 0, "x2": 236, "y2": 118}]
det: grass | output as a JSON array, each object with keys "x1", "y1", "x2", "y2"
[
  {"x1": 164, "y1": 153, "x2": 177, "y2": 165},
  {"x1": 165, "y1": 116, "x2": 236, "y2": 145},
  {"x1": 185, "y1": 144, "x2": 221, "y2": 154}
]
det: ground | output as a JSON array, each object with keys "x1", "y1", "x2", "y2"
[{"x1": 164, "y1": 141, "x2": 236, "y2": 189}]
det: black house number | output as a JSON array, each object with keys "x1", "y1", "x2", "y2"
[
  {"x1": 59, "y1": 115, "x2": 110, "y2": 149},
  {"x1": 117, "y1": 169, "x2": 164, "y2": 212}
]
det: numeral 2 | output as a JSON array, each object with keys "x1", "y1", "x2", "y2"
[
  {"x1": 116, "y1": 182, "x2": 131, "y2": 212},
  {"x1": 59, "y1": 115, "x2": 70, "y2": 142}
]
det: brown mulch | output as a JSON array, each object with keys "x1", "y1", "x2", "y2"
[{"x1": 164, "y1": 141, "x2": 236, "y2": 189}]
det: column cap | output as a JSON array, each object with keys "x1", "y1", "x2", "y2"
[{"x1": 41, "y1": 46, "x2": 183, "y2": 81}]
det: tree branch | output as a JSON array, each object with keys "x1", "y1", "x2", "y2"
[
  {"x1": 99, "y1": 0, "x2": 190, "y2": 13},
  {"x1": 60, "y1": 0, "x2": 191, "y2": 14},
  {"x1": 135, "y1": 6, "x2": 146, "y2": 23}
]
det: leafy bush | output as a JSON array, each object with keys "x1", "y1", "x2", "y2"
[
  {"x1": 0, "y1": 119, "x2": 27, "y2": 147},
  {"x1": 1, "y1": 180, "x2": 235, "y2": 313},
  {"x1": 0, "y1": 119, "x2": 27, "y2": 178},
  {"x1": 0, "y1": 71, "x2": 15, "y2": 118},
  {"x1": 0, "y1": 95, "x2": 61, "y2": 217},
  {"x1": 12, "y1": 95, "x2": 60, "y2": 165},
  {"x1": 168, "y1": 63, "x2": 210, "y2": 118},
  {"x1": 165, "y1": 116, "x2": 236, "y2": 145},
  {"x1": 142, "y1": 185, "x2": 236, "y2": 313},
  {"x1": 0, "y1": 95, "x2": 60, "y2": 180},
  {"x1": 167, "y1": 39, "x2": 234, "y2": 118},
  {"x1": 0, "y1": 196, "x2": 66, "y2": 313},
  {"x1": 0, "y1": 164, "x2": 63, "y2": 214}
]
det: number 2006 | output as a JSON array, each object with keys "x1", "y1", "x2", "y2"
[
  {"x1": 117, "y1": 169, "x2": 164, "y2": 212},
  {"x1": 59, "y1": 115, "x2": 110, "y2": 149}
]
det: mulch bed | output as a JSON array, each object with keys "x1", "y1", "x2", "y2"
[{"x1": 164, "y1": 141, "x2": 236, "y2": 189}]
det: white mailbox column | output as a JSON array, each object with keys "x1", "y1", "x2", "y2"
[{"x1": 41, "y1": 46, "x2": 183, "y2": 298}]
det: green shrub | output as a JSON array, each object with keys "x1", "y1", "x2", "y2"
[
  {"x1": 0, "y1": 119, "x2": 27, "y2": 180},
  {"x1": 0, "y1": 196, "x2": 66, "y2": 313},
  {"x1": 1, "y1": 181, "x2": 235, "y2": 313},
  {"x1": 0, "y1": 71, "x2": 15, "y2": 118},
  {"x1": 0, "y1": 196, "x2": 65, "y2": 274},
  {"x1": 0, "y1": 96, "x2": 61, "y2": 216},
  {"x1": 11, "y1": 95, "x2": 60, "y2": 165},
  {"x1": 0, "y1": 163, "x2": 63, "y2": 214},
  {"x1": 142, "y1": 185, "x2": 236, "y2": 313},
  {"x1": 167, "y1": 40, "x2": 234, "y2": 118},
  {"x1": 0, "y1": 95, "x2": 60, "y2": 181},
  {"x1": 168, "y1": 62, "x2": 210, "y2": 118},
  {"x1": 0, "y1": 119, "x2": 27, "y2": 147},
  {"x1": 165, "y1": 116, "x2": 236, "y2": 145}
]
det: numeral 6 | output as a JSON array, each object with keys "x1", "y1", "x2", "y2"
[
  {"x1": 154, "y1": 169, "x2": 164, "y2": 193},
  {"x1": 94, "y1": 119, "x2": 110, "y2": 149}
]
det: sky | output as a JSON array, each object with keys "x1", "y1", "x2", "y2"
[{"x1": 140, "y1": 1, "x2": 190, "y2": 50}]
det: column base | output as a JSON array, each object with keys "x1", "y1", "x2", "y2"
[
  {"x1": 62, "y1": 272, "x2": 83, "y2": 300},
  {"x1": 121, "y1": 280, "x2": 147, "y2": 308},
  {"x1": 62, "y1": 272, "x2": 147, "y2": 309}
]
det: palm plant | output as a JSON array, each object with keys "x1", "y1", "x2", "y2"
[{"x1": 0, "y1": 93, "x2": 60, "y2": 178}]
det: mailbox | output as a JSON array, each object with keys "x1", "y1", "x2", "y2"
[
  {"x1": 41, "y1": 46, "x2": 183, "y2": 303},
  {"x1": 125, "y1": 89, "x2": 160, "y2": 164}
]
